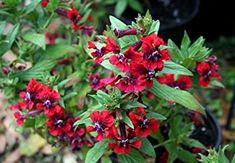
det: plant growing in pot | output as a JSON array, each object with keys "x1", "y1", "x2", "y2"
[{"x1": 0, "y1": 1, "x2": 224, "y2": 162}]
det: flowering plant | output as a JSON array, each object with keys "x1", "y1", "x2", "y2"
[{"x1": 0, "y1": 1, "x2": 223, "y2": 162}]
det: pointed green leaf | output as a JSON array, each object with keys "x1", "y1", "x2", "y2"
[
  {"x1": 22, "y1": 32, "x2": 46, "y2": 50},
  {"x1": 139, "y1": 138, "x2": 156, "y2": 158},
  {"x1": 162, "y1": 61, "x2": 193, "y2": 76},
  {"x1": 115, "y1": 0, "x2": 128, "y2": 17},
  {"x1": 150, "y1": 80, "x2": 205, "y2": 114},
  {"x1": 109, "y1": 16, "x2": 127, "y2": 30},
  {"x1": 118, "y1": 149, "x2": 145, "y2": 163},
  {"x1": 85, "y1": 140, "x2": 109, "y2": 163},
  {"x1": 121, "y1": 112, "x2": 134, "y2": 128},
  {"x1": 23, "y1": 0, "x2": 41, "y2": 14},
  {"x1": 125, "y1": 101, "x2": 146, "y2": 109},
  {"x1": 147, "y1": 112, "x2": 166, "y2": 121},
  {"x1": 147, "y1": 20, "x2": 160, "y2": 35}
]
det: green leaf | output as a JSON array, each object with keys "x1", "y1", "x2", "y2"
[
  {"x1": 232, "y1": 155, "x2": 235, "y2": 163},
  {"x1": 0, "y1": 21, "x2": 7, "y2": 35},
  {"x1": 109, "y1": 16, "x2": 127, "y2": 30},
  {"x1": 167, "y1": 39, "x2": 183, "y2": 62},
  {"x1": 177, "y1": 149, "x2": 197, "y2": 163},
  {"x1": 118, "y1": 149, "x2": 145, "y2": 163},
  {"x1": 74, "y1": 118, "x2": 92, "y2": 127},
  {"x1": 165, "y1": 143, "x2": 178, "y2": 163},
  {"x1": 97, "y1": 90, "x2": 112, "y2": 102},
  {"x1": 128, "y1": 0, "x2": 143, "y2": 13},
  {"x1": 181, "y1": 31, "x2": 191, "y2": 54},
  {"x1": 22, "y1": 32, "x2": 46, "y2": 50},
  {"x1": 161, "y1": 61, "x2": 193, "y2": 76},
  {"x1": 10, "y1": 60, "x2": 56, "y2": 81},
  {"x1": 23, "y1": 0, "x2": 41, "y2": 14},
  {"x1": 139, "y1": 138, "x2": 156, "y2": 158},
  {"x1": 0, "y1": 23, "x2": 20, "y2": 56},
  {"x1": 218, "y1": 145, "x2": 230, "y2": 163},
  {"x1": 125, "y1": 101, "x2": 146, "y2": 109},
  {"x1": 185, "y1": 139, "x2": 205, "y2": 148},
  {"x1": 119, "y1": 35, "x2": 138, "y2": 50},
  {"x1": 35, "y1": 114, "x2": 47, "y2": 129},
  {"x1": 150, "y1": 80, "x2": 205, "y2": 114},
  {"x1": 209, "y1": 80, "x2": 225, "y2": 88},
  {"x1": 62, "y1": 92, "x2": 77, "y2": 101},
  {"x1": 147, "y1": 20, "x2": 160, "y2": 35},
  {"x1": 42, "y1": 44, "x2": 77, "y2": 59},
  {"x1": 101, "y1": 59, "x2": 122, "y2": 74},
  {"x1": 146, "y1": 112, "x2": 166, "y2": 121},
  {"x1": 57, "y1": 79, "x2": 71, "y2": 88},
  {"x1": 121, "y1": 112, "x2": 134, "y2": 128},
  {"x1": 85, "y1": 140, "x2": 109, "y2": 163},
  {"x1": 115, "y1": 0, "x2": 128, "y2": 17}
]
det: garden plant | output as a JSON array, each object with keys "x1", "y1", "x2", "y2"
[{"x1": 0, "y1": 0, "x2": 231, "y2": 162}]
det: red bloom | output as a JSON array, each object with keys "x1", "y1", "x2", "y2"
[
  {"x1": 87, "y1": 110, "x2": 114, "y2": 141},
  {"x1": 191, "y1": 147, "x2": 206, "y2": 154},
  {"x1": 14, "y1": 112, "x2": 24, "y2": 126},
  {"x1": 41, "y1": 0, "x2": 49, "y2": 8},
  {"x1": 67, "y1": 7, "x2": 82, "y2": 30},
  {"x1": 129, "y1": 108, "x2": 159, "y2": 137},
  {"x1": 45, "y1": 32, "x2": 57, "y2": 45},
  {"x1": 116, "y1": 74, "x2": 145, "y2": 93},
  {"x1": 157, "y1": 74, "x2": 192, "y2": 90},
  {"x1": 88, "y1": 73, "x2": 104, "y2": 90},
  {"x1": 105, "y1": 37, "x2": 120, "y2": 54},
  {"x1": 130, "y1": 62, "x2": 155, "y2": 88},
  {"x1": 19, "y1": 79, "x2": 44, "y2": 109},
  {"x1": 88, "y1": 41, "x2": 107, "y2": 63},
  {"x1": 45, "y1": 107, "x2": 71, "y2": 136},
  {"x1": 108, "y1": 126, "x2": 142, "y2": 155},
  {"x1": 196, "y1": 62, "x2": 220, "y2": 87},
  {"x1": 109, "y1": 47, "x2": 142, "y2": 72},
  {"x1": 141, "y1": 34, "x2": 171, "y2": 71},
  {"x1": 36, "y1": 87, "x2": 60, "y2": 109}
]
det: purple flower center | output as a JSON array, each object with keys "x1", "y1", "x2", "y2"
[
  {"x1": 25, "y1": 92, "x2": 31, "y2": 101},
  {"x1": 146, "y1": 70, "x2": 155, "y2": 80},
  {"x1": 92, "y1": 77, "x2": 99, "y2": 85},
  {"x1": 145, "y1": 49, "x2": 161, "y2": 61},
  {"x1": 55, "y1": 119, "x2": 64, "y2": 127},
  {"x1": 44, "y1": 99, "x2": 52, "y2": 108},
  {"x1": 118, "y1": 53, "x2": 126, "y2": 63},
  {"x1": 94, "y1": 122, "x2": 104, "y2": 132},
  {"x1": 120, "y1": 138, "x2": 129, "y2": 147},
  {"x1": 203, "y1": 70, "x2": 212, "y2": 80},
  {"x1": 95, "y1": 49, "x2": 103, "y2": 57},
  {"x1": 139, "y1": 118, "x2": 149, "y2": 129}
]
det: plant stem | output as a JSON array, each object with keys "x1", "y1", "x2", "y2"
[
  {"x1": 153, "y1": 138, "x2": 176, "y2": 149},
  {"x1": 43, "y1": 12, "x2": 55, "y2": 29}
]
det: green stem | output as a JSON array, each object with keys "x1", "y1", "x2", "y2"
[
  {"x1": 43, "y1": 12, "x2": 55, "y2": 29},
  {"x1": 153, "y1": 138, "x2": 176, "y2": 149}
]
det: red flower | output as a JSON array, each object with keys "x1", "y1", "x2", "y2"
[
  {"x1": 45, "y1": 32, "x2": 57, "y2": 45},
  {"x1": 109, "y1": 47, "x2": 142, "y2": 72},
  {"x1": 67, "y1": 6, "x2": 82, "y2": 31},
  {"x1": 157, "y1": 74, "x2": 192, "y2": 90},
  {"x1": 45, "y1": 107, "x2": 71, "y2": 136},
  {"x1": 108, "y1": 126, "x2": 142, "y2": 155},
  {"x1": 191, "y1": 147, "x2": 206, "y2": 154},
  {"x1": 141, "y1": 34, "x2": 171, "y2": 71},
  {"x1": 105, "y1": 37, "x2": 120, "y2": 54},
  {"x1": 88, "y1": 73, "x2": 104, "y2": 90},
  {"x1": 14, "y1": 112, "x2": 24, "y2": 126},
  {"x1": 19, "y1": 79, "x2": 44, "y2": 109},
  {"x1": 196, "y1": 62, "x2": 220, "y2": 87},
  {"x1": 36, "y1": 87, "x2": 60, "y2": 109},
  {"x1": 116, "y1": 73, "x2": 145, "y2": 93},
  {"x1": 130, "y1": 62, "x2": 156, "y2": 88},
  {"x1": 41, "y1": 0, "x2": 49, "y2": 8},
  {"x1": 87, "y1": 110, "x2": 114, "y2": 141},
  {"x1": 88, "y1": 41, "x2": 107, "y2": 63},
  {"x1": 129, "y1": 108, "x2": 159, "y2": 137}
]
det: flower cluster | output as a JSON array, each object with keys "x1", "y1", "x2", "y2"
[
  {"x1": 10, "y1": 79, "x2": 90, "y2": 151},
  {"x1": 88, "y1": 33, "x2": 171, "y2": 93},
  {"x1": 196, "y1": 56, "x2": 221, "y2": 87},
  {"x1": 87, "y1": 109, "x2": 159, "y2": 155}
]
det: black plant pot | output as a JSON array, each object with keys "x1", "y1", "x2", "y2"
[
  {"x1": 113, "y1": 0, "x2": 200, "y2": 31},
  {"x1": 153, "y1": 108, "x2": 222, "y2": 163},
  {"x1": 190, "y1": 108, "x2": 222, "y2": 149}
]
